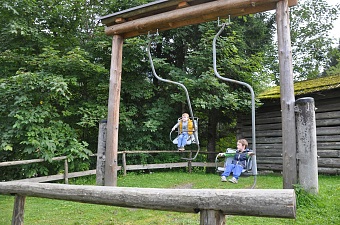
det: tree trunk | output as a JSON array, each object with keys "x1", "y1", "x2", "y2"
[{"x1": 206, "y1": 109, "x2": 218, "y2": 172}]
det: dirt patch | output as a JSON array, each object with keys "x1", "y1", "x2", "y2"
[{"x1": 172, "y1": 183, "x2": 194, "y2": 189}]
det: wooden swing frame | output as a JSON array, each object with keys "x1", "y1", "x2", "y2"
[{"x1": 100, "y1": 0, "x2": 298, "y2": 189}]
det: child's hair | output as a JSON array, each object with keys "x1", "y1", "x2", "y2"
[
  {"x1": 238, "y1": 139, "x2": 248, "y2": 148},
  {"x1": 182, "y1": 113, "x2": 189, "y2": 117}
]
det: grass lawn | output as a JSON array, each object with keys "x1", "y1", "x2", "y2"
[{"x1": 0, "y1": 171, "x2": 339, "y2": 224}]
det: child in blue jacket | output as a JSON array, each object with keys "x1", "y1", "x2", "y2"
[{"x1": 218, "y1": 139, "x2": 254, "y2": 183}]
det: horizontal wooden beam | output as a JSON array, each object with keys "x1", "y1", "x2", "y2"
[
  {"x1": 103, "y1": 0, "x2": 298, "y2": 38},
  {"x1": 0, "y1": 182, "x2": 296, "y2": 218},
  {"x1": 0, "y1": 156, "x2": 67, "y2": 167}
]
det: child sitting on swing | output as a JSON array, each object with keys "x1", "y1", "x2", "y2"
[
  {"x1": 217, "y1": 139, "x2": 254, "y2": 184},
  {"x1": 171, "y1": 113, "x2": 194, "y2": 151}
]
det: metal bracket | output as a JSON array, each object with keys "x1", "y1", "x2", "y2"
[{"x1": 217, "y1": 15, "x2": 231, "y2": 27}]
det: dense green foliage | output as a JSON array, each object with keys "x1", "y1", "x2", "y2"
[
  {"x1": 0, "y1": 0, "x2": 339, "y2": 180},
  {"x1": 290, "y1": 0, "x2": 339, "y2": 80},
  {"x1": 267, "y1": 0, "x2": 340, "y2": 83},
  {"x1": 0, "y1": 173, "x2": 339, "y2": 224}
]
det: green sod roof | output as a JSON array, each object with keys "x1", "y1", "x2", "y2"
[{"x1": 259, "y1": 75, "x2": 340, "y2": 99}]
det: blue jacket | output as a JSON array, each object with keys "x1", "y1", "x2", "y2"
[
  {"x1": 223, "y1": 149, "x2": 251, "y2": 168},
  {"x1": 231, "y1": 151, "x2": 249, "y2": 168}
]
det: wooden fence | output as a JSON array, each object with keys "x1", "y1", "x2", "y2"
[{"x1": 0, "y1": 151, "x2": 221, "y2": 183}]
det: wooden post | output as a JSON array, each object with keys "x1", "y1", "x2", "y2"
[
  {"x1": 200, "y1": 209, "x2": 225, "y2": 225},
  {"x1": 188, "y1": 151, "x2": 192, "y2": 173},
  {"x1": 122, "y1": 152, "x2": 127, "y2": 176},
  {"x1": 105, "y1": 35, "x2": 123, "y2": 186},
  {"x1": 96, "y1": 120, "x2": 107, "y2": 185},
  {"x1": 12, "y1": 195, "x2": 26, "y2": 225},
  {"x1": 295, "y1": 97, "x2": 318, "y2": 194},
  {"x1": 64, "y1": 159, "x2": 69, "y2": 184},
  {"x1": 276, "y1": 0, "x2": 297, "y2": 189}
]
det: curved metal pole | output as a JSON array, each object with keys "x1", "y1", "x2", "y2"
[
  {"x1": 213, "y1": 23, "x2": 257, "y2": 176},
  {"x1": 147, "y1": 38, "x2": 200, "y2": 160}
]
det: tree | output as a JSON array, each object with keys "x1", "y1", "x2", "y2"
[
  {"x1": 0, "y1": 0, "x2": 112, "y2": 179},
  {"x1": 290, "y1": 0, "x2": 339, "y2": 80},
  {"x1": 325, "y1": 42, "x2": 340, "y2": 76}
]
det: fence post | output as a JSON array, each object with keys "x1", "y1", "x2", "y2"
[
  {"x1": 96, "y1": 120, "x2": 107, "y2": 186},
  {"x1": 122, "y1": 152, "x2": 127, "y2": 176},
  {"x1": 295, "y1": 97, "x2": 318, "y2": 194},
  {"x1": 12, "y1": 195, "x2": 26, "y2": 225},
  {"x1": 64, "y1": 159, "x2": 69, "y2": 184},
  {"x1": 188, "y1": 151, "x2": 192, "y2": 173},
  {"x1": 200, "y1": 209, "x2": 225, "y2": 225}
]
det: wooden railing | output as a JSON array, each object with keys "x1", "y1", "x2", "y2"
[{"x1": 0, "y1": 151, "x2": 221, "y2": 183}]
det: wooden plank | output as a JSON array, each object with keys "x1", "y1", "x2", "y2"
[
  {"x1": 103, "y1": 0, "x2": 298, "y2": 38},
  {"x1": 256, "y1": 144, "x2": 283, "y2": 149},
  {"x1": 317, "y1": 142, "x2": 340, "y2": 149},
  {"x1": 316, "y1": 118, "x2": 340, "y2": 126},
  {"x1": 191, "y1": 162, "x2": 217, "y2": 167},
  {"x1": 0, "y1": 156, "x2": 67, "y2": 167},
  {"x1": 317, "y1": 150, "x2": 340, "y2": 158},
  {"x1": 8, "y1": 170, "x2": 98, "y2": 183},
  {"x1": 316, "y1": 126, "x2": 340, "y2": 135},
  {"x1": 240, "y1": 129, "x2": 282, "y2": 137},
  {"x1": 317, "y1": 135, "x2": 340, "y2": 142},
  {"x1": 238, "y1": 124, "x2": 282, "y2": 132},
  {"x1": 318, "y1": 167, "x2": 340, "y2": 175},
  {"x1": 257, "y1": 164, "x2": 283, "y2": 171},
  {"x1": 316, "y1": 111, "x2": 340, "y2": 119},
  {"x1": 318, "y1": 158, "x2": 340, "y2": 168},
  {"x1": 257, "y1": 158, "x2": 283, "y2": 164},
  {"x1": 0, "y1": 182, "x2": 296, "y2": 218},
  {"x1": 119, "y1": 150, "x2": 184, "y2": 154},
  {"x1": 125, "y1": 162, "x2": 187, "y2": 170},
  {"x1": 315, "y1": 102, "x2": 340, "y2": 112},
  {"x1": 239, "y1": 114, "x2": 282, "y2": 126},
  {"x1": 256, "y1": 137, "x2": 282, "y2": 144},
  {"x1": 256, "y1": 151, "x2": 283, "y2": 157}
]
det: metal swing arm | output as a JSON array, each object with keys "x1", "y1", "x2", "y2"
[
  {"x1": 147, "y1": 35, "x2": 200, "y2": 160},
  {"x1": 213, "y1": 22, "x2": 257, "y2": 175}
]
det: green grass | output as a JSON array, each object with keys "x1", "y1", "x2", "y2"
[{"x1": 0, "y1": 172, "x2": 339, "y2": 225}]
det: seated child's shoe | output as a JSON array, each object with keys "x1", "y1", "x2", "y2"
[
  {"x1": 228, "y1": 177, "x2": 238, "y2": 184},
  {"x1": 221, "y1": 176, "x2": 227, "y2": 182}
]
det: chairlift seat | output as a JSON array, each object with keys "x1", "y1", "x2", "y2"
[
  {"x1": 171, "y1": 117, "x2": 199, "y2": 145},
  {"x1": 217, "y1": 148, "x2": 253, "y2": 175}
]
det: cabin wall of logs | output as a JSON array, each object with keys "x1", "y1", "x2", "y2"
[{"x1": 237, "y1": 88, "x2": 340, "y2": 175}]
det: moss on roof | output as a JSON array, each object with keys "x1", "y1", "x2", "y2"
[{"x1": 259, "y1": 75, "x2": 340, "y2": 99}]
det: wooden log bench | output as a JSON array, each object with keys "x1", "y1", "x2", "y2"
[{"x1": 0, "y1": 182, "x2": 296, "y2": 225}]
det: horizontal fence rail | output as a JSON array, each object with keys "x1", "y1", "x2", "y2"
[
  {"x1": 0, "y1": 182, "x2": 296, "y2": 219},
  {"x1": 1, "y1": 151, "x2": 223, "y2": 183}
]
